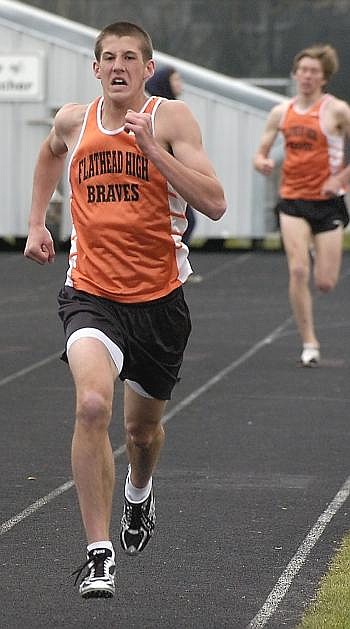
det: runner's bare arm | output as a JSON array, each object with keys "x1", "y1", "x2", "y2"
[
  {"x1": 24, "y1": 104, "x2": 85, "y2": 264},
  {"x1": 253, "y1": 104, "x2": 284, "y2": 175},
  {"x1": 124, "y1": 100, "x2": 226, "y2": 220},
  {"x1": 322, "y1": 100, "x2": 350, "y2": 196}
]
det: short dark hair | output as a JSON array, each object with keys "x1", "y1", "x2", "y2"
[
  {"x1": 94, "y1": 21, "x2": 153, "y2": 62},
  {"x1": 292, "y1": 44, "x2": 339, "y2": 82}
]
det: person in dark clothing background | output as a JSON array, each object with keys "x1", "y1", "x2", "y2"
[{"x1": 146, "y1": 65, "x2": 182, "y2": 101}]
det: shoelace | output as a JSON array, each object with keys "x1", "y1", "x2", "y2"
[
  {"x1": 71, "y1": 557, "x2": 92, "y2": 586},
  {"x1": 123, "y1": 497, "x2": 155, "y2": 531},
  {"x1": 71, "y1": 555, "x2": 106, "y2": 586},
  {"x1": 124, "y1": 501, "x2": 142, "y2": 528}
]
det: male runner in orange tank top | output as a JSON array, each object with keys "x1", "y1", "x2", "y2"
[
  {"x1": 254, "y1": 44, "x2": 350, "y2": 366},
  {"x1": 24, "y1": 21, "x2": 226, "y2": 599}
]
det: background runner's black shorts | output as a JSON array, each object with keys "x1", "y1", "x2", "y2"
[
  {"x1": 57, "y1": 285, "x2": 192, "y2": 400},
  {"x1": 275, "y1": 196, "x2": 350, "y2": 234}
]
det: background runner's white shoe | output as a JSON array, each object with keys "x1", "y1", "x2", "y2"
[{"x1": 301, "y1": 344, "x2": 320, "y2": 367}]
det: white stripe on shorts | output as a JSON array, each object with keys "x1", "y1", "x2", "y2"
[
  {"x1": 125, "y1": 379, "x2": 153, "y2": 399},
  {"x1": 67, "y1": 327, "x2": 124, "y2": 373},
  {"x1": 66, "y1": 327, "x2": 154, "y2": 399}
]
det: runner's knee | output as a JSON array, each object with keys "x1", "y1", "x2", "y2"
[
  {"x1": 76, "y1": 390, "x2": 112, "y2": 429},
  {"x1": 125, "y1": 418, "x2": 162, "y2": 449},
  {"x1": 290, "y1": 262, "x2": 309, "y2": 284},
  {"x1": 314, "y1": 276, "x2": 336, "y2": 292}
]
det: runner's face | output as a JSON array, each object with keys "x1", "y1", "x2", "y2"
[
  {"x1": 293, "y1": 56, "x2": 326, "y2": 97},
  {"x1": 93, "y1": 35, "x2": 154, "y2": 102}
]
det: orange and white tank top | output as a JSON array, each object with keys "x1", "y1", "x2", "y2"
[
  {"x1": 65, "y1": 96, "x2": 191, "y2": 302},
  {"x1": 279, "y1": 95, "x2": 344, "y2": 200}
]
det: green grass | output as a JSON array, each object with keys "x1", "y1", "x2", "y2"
[
  {"x1": 296, "y1": 534, "x2": 350, "y2": 628},
  {"x1": 343, "y1": 232, "x2": 350, "y2": 250}
]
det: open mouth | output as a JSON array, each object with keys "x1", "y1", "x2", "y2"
[{"x1": 111, "y1": 78, "x2": 127, "y2": 87}]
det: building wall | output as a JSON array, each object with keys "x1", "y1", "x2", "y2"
[
  {"x1": 0, "y1": 13, "x2": 97, "y2": 236},
  {"x1": 19, "y1": 0, "x2": 350, "y2": 101},
  {"x1": 0, "y1": 1, "x2": 287, "y2": 240}
]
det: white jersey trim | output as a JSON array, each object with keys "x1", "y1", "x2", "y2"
[{"x1": 319, "y1": 95, "x2": 345, "y2": 180}]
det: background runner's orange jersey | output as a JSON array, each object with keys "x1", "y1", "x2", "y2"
[
  {"x1": 279, "y1": 95, "x2": 344, "y2": 200},
  {"x1": 65, "y1": 96, "x2": 191, "y2": 303}
]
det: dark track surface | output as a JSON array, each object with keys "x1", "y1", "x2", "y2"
[{"x1": 1, "y1": 249, "x2": 350, "y2": 629}]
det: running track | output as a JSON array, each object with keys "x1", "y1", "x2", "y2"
[{"x1": 1, "y1": 249, "x2": 350, "y2": 628}]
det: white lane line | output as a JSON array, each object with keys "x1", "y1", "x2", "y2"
[
  {"x1": 0, "y1": 443, "x2": 126, "y2": 536},
  {"x1": 162, "y1": 317, "x2": 293, "y2": 424},
  {"x1": 0, "y1": 481, "x2": 74, "y2": 535},
  {"x1": 0, "y1": 313, "x2": 292, "y2": 537},
  {"x1": 247, "y1": 475, "x2": 350, "y2": 629},
  {"x1": 0, "y1": 351, "x2": 62, "y2": 388}
]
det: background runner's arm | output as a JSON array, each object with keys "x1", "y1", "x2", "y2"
[
  {"x1": 322, "y1": 100, "x2": 350, "y2": 195},
  {"x1": 253, "y1": 105, "x2": 283, "y2": 176}
]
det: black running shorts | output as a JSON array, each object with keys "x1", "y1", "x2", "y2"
[
  {"x1": 275, "y1": 196, "x2": 349, "y2": 234},
  {"x1": 57, "y1": 285, "x2": 192, "y2": 400}
]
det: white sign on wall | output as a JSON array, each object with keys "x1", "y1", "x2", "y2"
[{"x1": 0, "y1": 54, "x2": 45, "y2": 101}]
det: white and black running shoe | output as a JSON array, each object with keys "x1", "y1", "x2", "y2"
[
  {"x1": 72, "y1": 547, "x2": 115, "y2": 598},
  {"x1": 120, "y1": 488, "x2": 156, "y2": 555},
  {"x1": 300, "y1": 344, "x2": 320, "y2": 367}
]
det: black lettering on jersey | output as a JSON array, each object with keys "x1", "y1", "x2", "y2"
[
  {"x1": 123, "y1": 184, "x2": 131, "y2": 201},
  {"x1": 88, "y1": 155, "x2": 95, "y2": 179},
  {"x1": 112, "y1": 150, "x2": 124, "y2": 173},
  {"x1": 286, "y1": 141, "x2": 313, "y2": 150},
  {"x1": 106, "y1": 184, "x2": 116, "y2": 202},
  {"x1": 115, "y1": 184, "x2": 123, "y2": 201},
  {"x1": 78, "y1": 160, "x2": 84, "y2": 185},
  {"x1": 96, "y1": 185, "x2": 106, "y2": 202},
  {"x1": 125, "y1": 152, "x2": 149, "y2": 181},
  {"x1": 79, "y1": 150, "x2": 125, "y2": 183},
  {"x1": 130, "y1": 184, "x2": 139, "y2": 201},
  {"x1": 87, "y1": 185, "x2": 95, "y2": 202},
  {"x1": 285, "y1": 126, "x2": 318, "y2": 144},
  {"x1": 86, "y1": 183, "x2": 140, "y2": 203}
]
